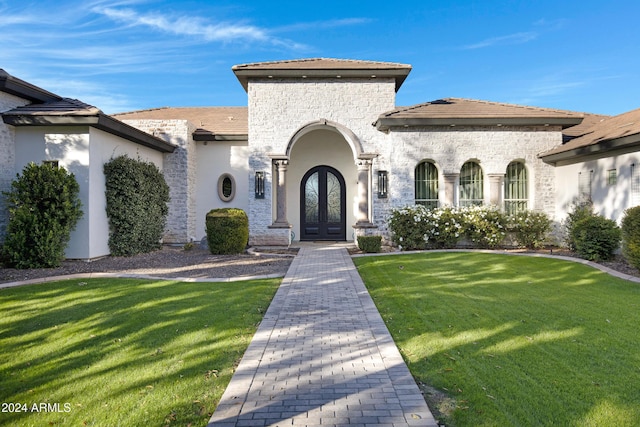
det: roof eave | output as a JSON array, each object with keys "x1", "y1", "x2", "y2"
[
  {"x1": 193, "y1": 129, "x2": 247, "y2": 142},
  {"x1": 375, "y1": 116, "x2": 583, "y2": 131},
  {"x1": 540, "y1": 134, "x2": 640, "y2": 165},
  {"x1": 0, "y1": 70, "x2": 61, "y2": 103},
  {"x1": 2, "y1": 113, "x2": 176, "y2": 153},
  {"x1": 233, "y1": 68, "x2": 411, "y2": 92}
]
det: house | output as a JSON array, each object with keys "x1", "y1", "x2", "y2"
[
  {"x1": 0, "y1": 69, "x2": 176, "y2": 259},
  {"x1": 2, "y1": 58, "x2": 640, "y2": 259}
]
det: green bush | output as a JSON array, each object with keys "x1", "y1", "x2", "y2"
[
  {"x1": 205, "y1": 208, "x2": 249, "y2": 254},
  {"x1": 104, "y1": 156, "x2": 170, "y2": 256},
  {"x1": 565, "y1": 201, "x2": 594, "y2": 251},
  {"x1": 572, "y1": 215, "x2": 621, "y2": 261},
  {"x1": 357, "y1": 235, "x2": 382, "y2": 253},
  {"x1": 388, "y1": 205, "x2": 464, "y2": 250},
  {"x1": 1, "y1": 163, "x2": 82, "y2": 268},
  {"x1": 462, "y1": 206, "x2": 507, "y2": 249},
  {"x1": 621, "y1": 206, "x2": 640, "y2": 270},
  {"x1": 509, "y1": 210, "x2": 552, "y2": 249}
]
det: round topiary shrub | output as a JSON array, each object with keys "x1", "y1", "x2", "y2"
[
  {"x1": 621, "y1": 206, "x2": 640, "y2": 270},
  {"x1": 205, "y1": 208, "x2": 249, "y2": 254},
  {"x1": 572, "y1": 215, "x2": 621, "y2": 262}
]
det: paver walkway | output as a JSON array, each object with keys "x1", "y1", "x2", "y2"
[{"x1": 208, "y1": 243, "x2": 438, "y2": 427}]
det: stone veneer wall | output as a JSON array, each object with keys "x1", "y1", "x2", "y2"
[
  {"x1": 373, "y1": 125, "x2": 562, "y2": 238},
  {"x1": 121, "y1": 119, "x2": 197, "y2": 244},
  {"x1": 0, "y1": 92, "x2": 30, "y2": 241},
  {"x1": 247, "y1": 77, "x2": 397, "y2": 245}
]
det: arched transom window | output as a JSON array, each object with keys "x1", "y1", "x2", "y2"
[
  {"x1": 460, "y1": 161, "x2": 483, "y2": 206},
  {"x1": 415, "y1": 161, "x2": 439, "y2": 208},
  {"x1": 505, "y1": 161, "x2": 528, "y2": 214}
]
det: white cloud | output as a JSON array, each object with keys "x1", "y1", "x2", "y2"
[
  {"x1": 463, "y1": 31, "x2": 538, "y2": 49},
  {"x1": 93, "y1": 6, "x2": 305, "y2": 49}
]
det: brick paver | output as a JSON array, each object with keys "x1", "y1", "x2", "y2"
[{"x1": 208, "y1": 243, "x2": 438, "y2": 427}]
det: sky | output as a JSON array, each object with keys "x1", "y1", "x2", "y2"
[{"x1": 1, "y1": 0, "x2": 639, "y2": 116}]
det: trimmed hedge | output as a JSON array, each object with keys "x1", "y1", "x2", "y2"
[
  {"x1": 621, "y1": 206, "x2": 640, "y2": 270},
  {"x1": 1, "y1": 162, "x2": 82, "y2": 268},
  {"x1": 357, "y1": 235, "x2": 382, "y2": 253},
  {"x1": 205, "y1": 208, "x2": 249, "y2": 254},
  {"x1": 104, "y1": 155, "x2": 170, "y2": 256}
]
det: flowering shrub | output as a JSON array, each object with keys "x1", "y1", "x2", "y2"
[
  {"x1": 390, "y1": 205, "x2": 552, "y2": 250},
  {"x1": 508, "y1": 210, "x2": 551, "y2": 249},
  {"x1": 462, "y1": 206, "x2": 507, "y2": 248},
  {"x1": 388, "y1": 205, "x2": 464, "y2": 249}
]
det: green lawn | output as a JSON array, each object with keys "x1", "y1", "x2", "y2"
[
  {"x1": 0, "y1": 277, "x2": 279, "y2": 427},
  {"x1": 354, "y1": 252, "x2": 640, "y2": 427}
]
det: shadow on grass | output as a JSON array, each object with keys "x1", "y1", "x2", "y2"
[
  {"x1": 355, "y1": 252, "x2": 640, "y2": 426},
  {"x1": 0, "y1": 277, "x2": 280, "y2": 426}
]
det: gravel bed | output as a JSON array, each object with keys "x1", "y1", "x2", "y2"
[{"x1": 0, "y1": 246, "x2": 295, "y2": 284}]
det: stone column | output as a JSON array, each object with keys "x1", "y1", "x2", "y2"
[
  {"x1": 443, "y1": 173, "x2": 460, "y2": 207},
  {"x1": 488, "y1": 173, "x2": 505, "y2": 208},
  {"x1": 271, "y1": 159, "x2": 291, "y2": 227},
  {"x1": 356, "y1": 159, "x2": 373, "y2": 226}
]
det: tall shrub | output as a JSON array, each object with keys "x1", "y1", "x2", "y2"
[
  {"x1": 104, "y1": 155, "x2": 170, "y2": 256},
  {"x1": 1, "y1": 163, "x2": 82, "y2": 268},
  {"x1": 621, "y1": 206, "x2": 640, "y2": 270},
  {"x1": 564, "y1": 201, "x2": 594, "y2": 251}
]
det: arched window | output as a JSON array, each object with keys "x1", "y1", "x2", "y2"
[
  {"x1": 415, "y1": 161, "x2": 439, "y2": 208},
  {"x1": 505, "y1": 161, "x2": 528, "y2": 214},
  {"x1": 460, "y1": 161, "x2": 483, "y2": 206}
]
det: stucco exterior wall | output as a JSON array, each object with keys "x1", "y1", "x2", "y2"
[
  {"x1": 554, "y1": 151, "x2": 640, "y2": 225},
  {"x1": 122, "y1": 119, "x2": 197, "y2": 243},
  {"x1": 247, "y1": 77, "x2": 397, "y2": 244},
  {"x1": 194, "y1": 140, "x2": 249, "y2": 242},
  {"x1": 12, "y1": 126, "x2": 163, "y2": 259},
  {"x1": 0, "y1": 92, "x2": 29, "y2": 241}
]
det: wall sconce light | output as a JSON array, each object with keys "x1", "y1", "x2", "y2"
[
  {"x1": 377, "y1": 170, "x2": 388, "y2": 198},
  {"x1": 255, "y1": 171, "x2": 265, "y2": 199}
]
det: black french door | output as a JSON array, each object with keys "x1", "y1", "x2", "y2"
[{"x1": 300, "y1": 165, "x2": 346, "y2": 240}]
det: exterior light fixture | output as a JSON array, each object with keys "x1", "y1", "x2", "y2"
[
  {"x1": 255, "y1": 171, "x2": 265, "y2": 199},
  {"x1": 377, "y1": 170, "x2": 388, "y2": 198}
]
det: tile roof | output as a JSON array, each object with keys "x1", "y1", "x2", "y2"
[
  {"x1": 232, "y1": 57, "x2": 412, "y2": 70},
  {"x1": 0, "y1": 68, "x2": 60, "y2": 103},
  {"x1": 3, "y1": 98, "x2": 101, "y2": 115},
  {"x1": 562, "y1": 112, "x2": 610, "y2": 139},
  {"x1": 540, "y1": 108, "x2": 640, "y2": 163},
  {"x1": 2, "y1": 98, "x2": 176, "y2": 153},
  {"x1": 113, "y1": 106, "x2": 248, "y2": 138},
  {"x1": 375, "y1": 98, "x2": 584, "y2": 130},
  {"x1": 232, "y1": 58, "x2": 412, "y2": 92}
]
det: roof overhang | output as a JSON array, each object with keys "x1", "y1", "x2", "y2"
[
  {"x1": 2, "y1": 112, "x2": 177, "y2": 153},
  {"x1": 192, "y1": 128, "x2": 247, "y2": 142},
  {"x1": 540, "y1": 134, "x2": 640, "y2": 166},
  {"x1": 375, "y1": 116, "x2": 584, "y2": 131},
  {"x1": 232, "y1": 65, "x2": 411, "y2": 92},
  {"x1": 0, "y1": 69, "x2": 60, "y2": 103}
]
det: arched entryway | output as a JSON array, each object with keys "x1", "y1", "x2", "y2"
[{"x1": 300, "y1": 165, "x2": 346, "y2": 240}]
